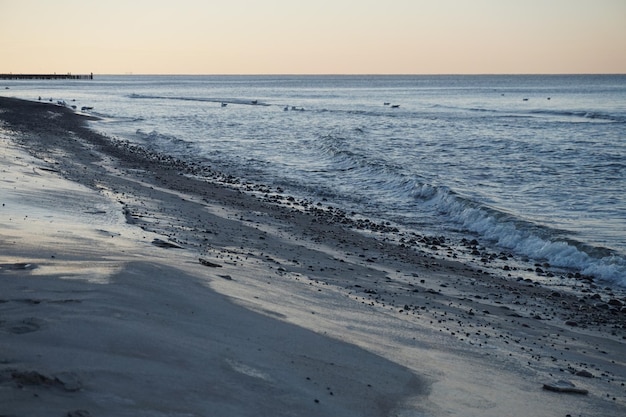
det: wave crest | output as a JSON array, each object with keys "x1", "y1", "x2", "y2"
[{"x1": 411, "y1": 183, "x2": 626, "y2": 286}]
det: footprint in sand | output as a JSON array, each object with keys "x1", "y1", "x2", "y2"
[
  {"x1": 2, "y1": 369, "x2": 82, "y2": 392},
  {"x1": 4, "y1": 317, "x2": 44, "y2": 334}
]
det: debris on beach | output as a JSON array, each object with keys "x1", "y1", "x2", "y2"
[
  {"x1": 199, "y1": 258, "x2": 222, "y2": 268},
  {"x1": 151, "y1": 238, "x2": 182, "y2": 249},
  {"x1": 0, "y1": 263, "x2": 36, "y2": 271},
  {"x1": 542, "y1": 380, "x2": 589, "y2": 395}
]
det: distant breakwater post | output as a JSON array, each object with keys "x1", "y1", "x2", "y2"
[{"x1": 0, "y1": 73, "x2": 93, "y2": 80}]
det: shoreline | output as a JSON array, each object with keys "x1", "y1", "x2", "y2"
[{"x1": 1, "y1": 96, "x2": 624, "y2": 416}]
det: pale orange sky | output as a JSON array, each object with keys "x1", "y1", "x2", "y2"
[{"x1": 1, "y1": 0, "x2": 625, "y2": 74}]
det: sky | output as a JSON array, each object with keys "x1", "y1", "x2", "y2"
[{"x1": 1, "y1": 0, "x2": 625, "y2": 75}]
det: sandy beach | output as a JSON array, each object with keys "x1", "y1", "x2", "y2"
[{"x1": 1, "y1": 96, "x2": 624, "y2": 416}]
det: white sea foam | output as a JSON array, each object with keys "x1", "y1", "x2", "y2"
[{"x1": 426, "y1": 185, "x2": 626, "y2": 285}]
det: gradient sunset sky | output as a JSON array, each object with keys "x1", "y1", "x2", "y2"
[{"x1": 1, "y1": 0, "x2": 625, "y2": 75}]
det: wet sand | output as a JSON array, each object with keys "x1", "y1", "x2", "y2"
[{"x1": 1, "y1": 96, "x2": 624, "y2": 416}]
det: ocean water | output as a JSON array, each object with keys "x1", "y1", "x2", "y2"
[{"x1": 2, "y1": 74, "x2": 625, "y2": 287}]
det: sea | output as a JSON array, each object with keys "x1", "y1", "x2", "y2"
[{"x1": 2, "y1": 74, "x2": 625, "y2": 288}]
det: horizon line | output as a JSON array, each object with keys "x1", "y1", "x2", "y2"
[{"x1": 4, "y1": 72, "x2": 624, "y2": 77}]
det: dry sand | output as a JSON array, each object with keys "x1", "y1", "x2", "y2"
[{"x1": 0, "y1": 97, "x2": 624, "y2": 416}]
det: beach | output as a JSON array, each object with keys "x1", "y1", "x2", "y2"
[{"x1": 0, "y1": 96, "x2": 624, "y2": 416}]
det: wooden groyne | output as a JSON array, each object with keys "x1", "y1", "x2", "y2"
[{"x1": 0, "y1": 73, "x2": 93, "y2": 80}]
